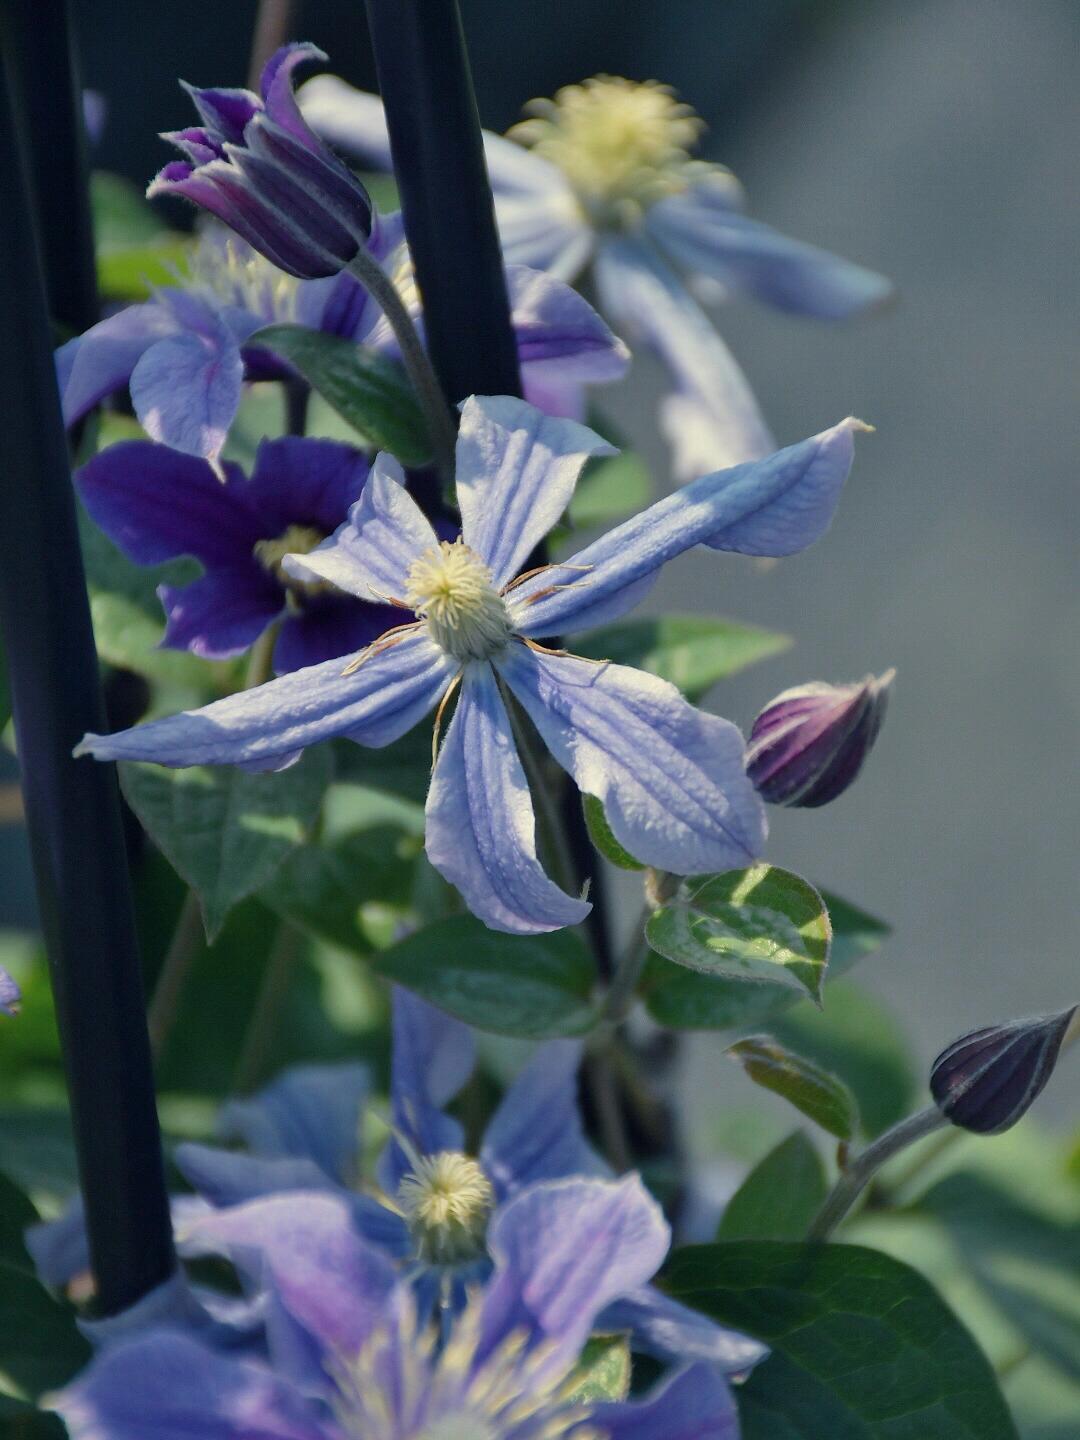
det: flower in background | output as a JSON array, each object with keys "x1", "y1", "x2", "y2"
[
  {"x1": 301, "y1": 73, "x2": 891, "y2": 477},
  {"x1": 0, "y1": 967, "x2": 19, "y2": 1017},
  {"x1": 56, "y1": 1178, "x2": 741, "y2": 1440},
  {"x1": 746, "y1": 670, "x2": 894, "y2": 808},
  {"x1": 55, "y1": 224, "x2": 627, "y2": 463},
  {"x1": 75, "y1": 396, "x2": 864, "y2": 933}
]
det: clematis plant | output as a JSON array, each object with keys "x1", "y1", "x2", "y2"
[
  {"x1": 301, "y1": 72, "x2": 891, "y2": 477},
  {"x1": 75, "y1": 395, "x2": 864, "y2": 934}
]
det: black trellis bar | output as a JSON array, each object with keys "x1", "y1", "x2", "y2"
[{"x1": 0, "y1": 46, "x2": 175, "y2": 1314}]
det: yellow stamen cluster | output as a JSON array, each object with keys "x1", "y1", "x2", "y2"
[
  {"x1": 405, "y1": 540, "x2": 514, "y2": 663},
  {"x1": 396, "y1": 1150, "x2": 495, "y2": 1265},
  {"x1": 509, "y1": 75, "x2": 717, "y2": 224},
  {"x1": 254, "y1": 524, "x2": 334, "y2": 598},
  {"x1": 189, "y1": 229, "x2": 299, "y2": 322}
]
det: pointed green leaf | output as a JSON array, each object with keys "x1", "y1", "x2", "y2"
[
  {"x1": 565, "y1": 1336, "x2": 631, "y2": 1404},
  {"x1": 728, "y1": 1035, "x2": 860, "y2": 1140},
  {"x1": 819, "y1": 891, "x2": 890, "y2": 975},
  {"x1": 574, "y1": 615, "x2": 790, "y2": 701},
  {"x1": 0, "y1": 1261, "x2": 89, "y2": 1400},
  {"x1": 663, "y1": 1241, "x2": 1019, "y2": 1439},
  {"x1": 646, "y1": 865, "x2": 830, "y2": 1003},
  {"x1": 372, "y1": 915, "x2": 598, "y2": 1039},
  {"x1": 567, "y1": 450, "x2": 652, "y2": 529},
  {"x1": 0, "y1": 1172, "x2": 36, "y2": 1272},
  {"x1": 97, "y1": 240, "x2": 192, "y2": 302},
  {"x1": 717, "y1": 1131, "x2": 828, "y2": 1241},
  {"x1": 249, "y1": 324, "x2": 430, "y2": 465},
  {"x1": 582, "y1": 795, "x2": 644, "y2": 870},
  {"x1": 120, "y1": 749, "x2": 332, "y2": 941}
]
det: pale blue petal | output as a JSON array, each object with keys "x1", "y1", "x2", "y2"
[
  {"x1": 26, "y1": 1197, "x2": 90, "y2": 1289},
  {"x1": 455, "y1": 395, "x2": 614, "y2": 589},
  {"x1": 284, "y1": 453, "x2": 438, "y2": 603},
  {"x1": 480, "y1": 1039, "x2": 606, "y2": 1200},
  {"x1": 594, "y1": 237, "x2": 774, "y2": 477},
  {"x1": 217, "y1": 1062, "x2": 370, "y2": 1183},
  {"x1": 600, "y1": 1285, "x2": 767, "y2": 1373},
  {"x1": 507, "y1": 263, "x2": 630, "y2": 392},
  {"x1": 55, "y1": 1332, "x2": 329, "y2": 1440},
  {"x1": 129, "y1": 323, "x2": 245, "y2": 462},
  {"x1": 425, "y1": 663, "x2": 591, "y2": 936},
  {"x1": 56, "y1": 303, "x2": 176, "y2": 427},
  {"x1": 378, "y1": 989, "x2": 474, "y2": 1192},
  {"x1": 495, "y1": 192, "x2": 595, "y2": 280},
  {"x1": 593, "y1": 1362, "x2": 740, "y2": 1440},
  {"x1": 508, "y1": 419, "x2": 862, "y2": 635},
  {"x1": 648, "y1": 179, "x2": 893, "y2": 319},
  {"x1": 75, "y1": 627, "x2": 454, "y2": 768},
  {"x1": 478, "y1": 1175, "x2": 668, "y2": 1372},
  {"x1": 500, "y1": 648, "x2": 766, "y2": 875}
]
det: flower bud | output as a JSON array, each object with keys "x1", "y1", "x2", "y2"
[
  {"x1": 930, "y1": 1006, "x2": 1077, "y2": 1135},
  {"x1": 746, "y1": 670, "x2": 893, "y2": 808},
  {"x1": 0, "y1": 966, "x2": 20, "y2": 1017}
]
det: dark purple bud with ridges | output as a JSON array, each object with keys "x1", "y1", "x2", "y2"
[
  {"x1": 149, "y1": 43, "x2": 372, "y2": 280},
  {"x1": 746, "y1": 669, "x2": 894, "y2": 808},
  {"x1": 930, "y1": 1006, "x2": 1078, "y2": 1135}
]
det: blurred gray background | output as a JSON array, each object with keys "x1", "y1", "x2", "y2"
[{"x1": 3, "y1": 1, "x2": 1076, "y2": 1111}]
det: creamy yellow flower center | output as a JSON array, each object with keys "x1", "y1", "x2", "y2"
[
  {"x1": 254, "y1": 524, "x2": 333, "y2": 598},
  {"x1": 509, "y1": 75, "x2": 718, "y2": 223},
  {"x1": 396, "y1": 1150, "x2": 495, "y2": 1265},
  {"x1": 189, "y1": 229, "x2": 299, "y2": 322},
  {"x1": 404, "y1": 539, "x2": 513, "y2": 662}
]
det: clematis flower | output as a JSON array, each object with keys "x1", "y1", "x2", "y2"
[
  {"x1": 301, "y1": 73, "x2": 891, "y2": 477},
  {"x1": 75, "y1": 395, "x2": 864, "y2": 935},
  {"x1": 0, "y1": 967, "x2": 19, "y2": 1017},
  {"x1": 55, "y1": 1178, "x2": 741, "y2": 1440},
  {"x1": 55, "y1": 225, "x2": 627, "y2": 462},
  {"x1": 149, "y1": 42, "x2": 374, "y2": 281},
  {"x1": 76, "y1": 436, "x2": 402, "y2": 674}
]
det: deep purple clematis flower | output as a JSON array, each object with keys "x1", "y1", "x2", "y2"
[
  {"x1": 55, "y1": 1178, "x2": 741, "y2": 1439},
  {"x1": 76, "y1": 435, "x2": 401, "y2": 674},
  {"x1": 746, "y1": 669, "x2": 893, "y2": 808},
  {"x1": 75, "y1": 396, "x2": 863, "y2": 934},
  {"x1": 54, "y1": 224, "x2": 627, "y2": 463},
  {"x1": 302, "y1": 74, "x2": 891, "y2": 477},
  {"x1": 0, "y1": 967, "x2": 19, "y2": 1017},
  {"x1": 150, "y1": 43, "x2": 374, "y2": 281}
]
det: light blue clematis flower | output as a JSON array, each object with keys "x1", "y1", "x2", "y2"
[
  {"x1": 75, "y1": 395, "x2": 864, "y2": 935},
  {"x1": 55, "y1": 222, "x2": 628, "y2": 463},
  {"x1": 55, "y1": 1176, "x2": 742, "y2": 1439},
  {"x1": 301, "y1": 73, "x2": 891, "y2": 477}
]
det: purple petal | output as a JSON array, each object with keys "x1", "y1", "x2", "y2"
[
  {"x1": 246, "y1": 437, "x2": 369, "y2": 536},
  {"x1": 294, "y1": 269, "x2": 375, "y2": 340},
  {"x1": 600, "y1": 1285, "x2": 767, "y2": 1373},
  {"x1": 454, "y1": 396, "x2": 614, "y2": 589},
  {"x1": 500, "y1": 648, "x2": 766, "y2": 875},
  {"x1": 284, "y1": 454, "x2": 439, "y2": 602},
  {"x1": 75, "y1": 627, "x2": 455, "y2": 769},
  {"x1": 76, "y1": 442, "x2": 263, "y2": 566},
  {"x1": 0, "y1": 965, "x2": 20, "y2": 1017},
  {"x1": 244, "y1": 115, "x2": 372, "y2": 244},
  {"x1": 129, "y1": 324, "x2": 244, "y2": 462},
  {"x1": 425, "y1": 663, "x2": 591, "y2": 936},
  {"x1": 218, "y1": 1061, "x2": 370, "y2": 1180},
  {"x1": 595, "y1": 237, "x2": 774, "y2": 478},
  {"x1": 509, "y1": 419, "x2": 862, "y2": 636},
  {"x1": 159, "y1": 567, "x2": 281, "y2": 659},
  {"x1": 378, "y1": 988, "x2": 474, "y2": 1192},
  {"x1": 593, "y1": 1361, "x2": 740, "y2": 1440},
  {"x1": 26, "y1": 1196, "x2": 89, "y2": 1289},
  {"x1": 647, "y1": 179, "x2": 893, "y2": 319},
  {"x1": 56, "y1": 303, "x2": 176, "y2": 427},
  {"x1": 179, "y1": 82, "x2": 261, "y2": 145},
  {"x1": 480, "y1": 1039, "x2": 606, "y2": 1200},
  {"x1": 506, "y1": 264, "x2": 629, "y2": 381},
  {"x1": 55, "y1": 1331, "x2": 328, "y2": 1440},
  {"x1": 162, "y1": 125, "x2": 227, "y2": 164},
  {"x1": 260, "y1": 44, "x2": 328, "y2": 151},
  {"x1": 478, "y1": 1175, "x2": 668, "y2": 1371},
  {"x1": 273, "y1": 597, "x2": 402, "y2": 675}
]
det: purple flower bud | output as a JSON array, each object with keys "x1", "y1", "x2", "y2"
[
  {"x1": 746, "y1": 669, "x2": 894, "y2": 808},
  {"x1": 148, "y1": 43, "x2": 373, "y2": 280},
  {"x1": 0, "y1": 966, "x2": 20, "y2": 1017},
  {"x1": 930, "y1": 1006, "x2": 1077, "y2": 1135}
]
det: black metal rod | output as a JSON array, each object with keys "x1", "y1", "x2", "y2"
[
  {"x1": 0, "y1": 50, "x2": 176, "y2": 1314},
  {"x1": 363, "y1": 0, "x2": 522, "y2": 406},
  {"x1": 0, "y1": 0, "x2": 98, "y2": 338}
]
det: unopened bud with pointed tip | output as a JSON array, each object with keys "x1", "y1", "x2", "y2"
[
  {"x1": 746, "y1": 670, "x2": 894, "y2": 808},
  {"x1": 930, "y1": 1006, "x2": 1078, "y2": 1135}
]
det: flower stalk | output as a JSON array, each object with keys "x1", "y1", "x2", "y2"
[{"x1": 0, "y1": 53, "x2": 174, "y2": 1312}]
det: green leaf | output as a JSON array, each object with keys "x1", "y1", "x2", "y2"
[
  {"x1": 120, "y1": 749, "x2": 332, "y2": 941},
  {"x1": 372, "y1": 915, "x2": 598, "y2": 1039},
  {"x1": 330, "y1": 730, "x2": 431, "y2": 805},
  {"x1": 728, "y1": 1035, "x2": 860, "y2": 1140},
  {"x1": 0, "y1": 1174, "x2": 36, "y2": 1272},
  {"x1": 0, "y1": 1262, "x2": 89, "y2": 1400},
  {"x1": 91, "y1": 172, "x2": 168, "y2": 248},
  {"x1": 97, "y1": 240, "x2": 192, "y2": 301},
  {"x1": 582, "y1": 795, "x2": 644, "y2": 870},
  {"x1": 567, "y1": 450, "x2": 651, "y2": 529},
  {"x1": 646, "y1": 865, "x2": 830, "y2": 1003},
  {"x1": 0, "y1": 1395, "x2": 69, "y2": 1438},
  {"x1": 565, "y1": 1335, "x2": 631, "y2": 1404},
  {"x1": 0, "y1": 1112, "x2": 77, "y2": 1211},
  {"x1": 820, "y1": 891, "x2": 891, "y2": 975},
  {"x1": 717, "y1": 1131, "x2": 828, "y2": 1241},
  {"x1": 574, "y1": 615, "x2": 790, "y2": 702},
  {"x1": 663, "y1": 1241, "x2": 1019, "y2": 1439},
  {"x1": 249, "y1": 325, "x2": 430, "y2": 465}
]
